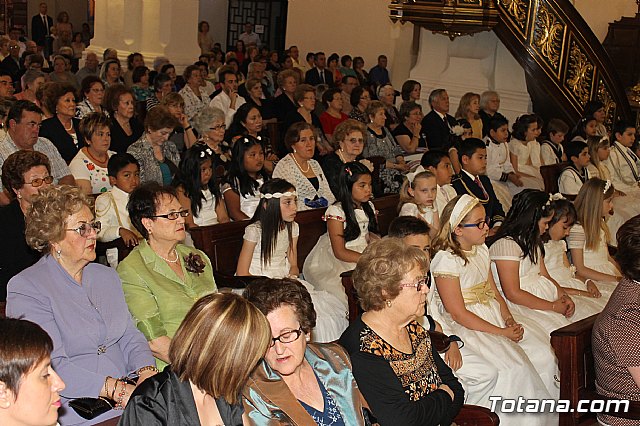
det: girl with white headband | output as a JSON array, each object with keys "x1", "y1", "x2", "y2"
[
  {"x1": 236, "y1": 178, "x2": 348, "y2": 342},
  {"x1": 567, "y1": 178, "x2": 622, "y2": 284},
  {"x1": 430, "y1": 194, "x2": 559, "y2": 424},
  {"x1": 397, "y1": 166, "x2": 440, "y2": 239}
]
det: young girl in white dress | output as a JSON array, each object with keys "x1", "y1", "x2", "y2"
[
  {"x1": 430, "y1": 194, "x2": 558, "y2": 422},
  {"x1": 488, "y1": 190, "x2": 577, "y2": 334},
  {"x1": 543, "y1": 196, "x2": 611, "y2": 316},
  {"x1": 508, "y1": 114, "x2": 544, "y2": 191},
  {"x1": 397, "y1": 167, "x2": 440, "y2": 239},
  {"x1": 236, "y1": 178, "x2": 348, "y2": 342},
  {"x1": 567, "y1": 178, "x2": 621, "y2": 288},
  {"x1": 303, "y1": 161, "x2": 378, "y2": 309},
  {"x1": 222, "y1": 135, "x2": 269, "y2": 220},
  {"x1": 174, "y1": 144, "x2": 229, "y2": 228}
]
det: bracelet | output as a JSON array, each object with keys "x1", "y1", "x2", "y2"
[
  {"x1": 184, "y1": 125, "x2": 192, "y2": 131},
  {"x1": 448, "y1": 334, "x2": 464, "y2": 348},
  {"x1": 110, "y1": 378, "x2": 119, "y2": 400},
  {"x1": 115, "y1": 379, "x2": 127, "y2": 409},
  {"x1": 103, "y1": 376, "x2": 112, "y2": 397},
  {"x1": 137, "y1": 365, "x2": 159, "y2": 375}
]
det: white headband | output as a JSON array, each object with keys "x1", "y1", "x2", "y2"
[
  {"x1": 260, "y1": 191, "x2": 297, "y2": 199},
  {"x1": 406, "y1": 165, "x2": 425, "y2": 185},
  {"x1": 449, "y1": 194, "x2": 480, "y2": 228},
  {"x1": 546, "y1": 193, "x2": 564, "y2": 206},
  {"x1": 603, "y1": 180, "x2": 612, "y2": 194}
]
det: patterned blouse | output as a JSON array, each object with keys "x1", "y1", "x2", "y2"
[{"x1": 127, "y1": 134, "x2": 180, "y2": 185}]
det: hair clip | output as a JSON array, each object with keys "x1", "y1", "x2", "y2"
[
  {"x1": 345, "y1": 167, "x2": 352, "y2": 176},
  {"x1": 199, "y1": 147, "x2": 214, "y2": 158},
  {"x1": 546, "y1": 193, "x2": 565, "y2": 206},
  {"x1": 260, "y1": 191, "x2": 297, "y2": 199},
  {"x1": 603, "y1": 180, "x2": 612, "y2": 194},
  {"x1": 243, "y1": 137, "x2": 251, "y2": 144},
  {"x1": 256, "y1": 135, "x2": 262, "y2": 141}
]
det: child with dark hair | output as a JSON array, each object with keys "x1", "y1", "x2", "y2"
[
  {"x1": 451, "y1": 138, "x2": 505, "y2": 230},
  {"x1": 558, "y1": 140, "x2": 590, "y2": 195},
  {"x1": 606, "y1": 121, "x2": 640, "y2": 198},
  {"x1": 569, "y1": 115, "x2": 598, "y2": 143},
  {"x1": 95, "y1": 153, "x2": 141, "y2": 267},
  {"x1": 541, "y1": 118, "x2": 568, "y2": 165},
  {"x1": 421, "y1": 149, "x2": 457, "y2": 213},
  {"x1": 508, "y1": 114, "x2": 544, "y2": 190},
  {"x1": 236, "y1": 178, "x2": 348, "y2": 342},
  {"x1": 485, "y1": 115, "x2": 523, "y2": 211},
  {"x1": 174, "y1": 144, "x2": 229, "y2": 228},
  {"x1": 303, "y1": 162, "x2": 378, "y2": 308},
  {"x1": 222, "y1": 135, "x2": 270, "y2": 220}
]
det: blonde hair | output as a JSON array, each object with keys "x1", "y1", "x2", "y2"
[
  {"x1": 397, "y1": 170, "x2": 436, "y2": 214},
  {"x1": 574, "y1": 178, "x2": 614, "y2": 250},
  {"x1": 431, "y1": 194, "x2": 480, "y2": 264},
  {"x1": 587, "y1": 135, "x2": 610, "y2": 179},
  {"x1": 25, "y1": 185, "x2": 93, "y2": 253},
  {"x1": 169, "y1": 293, "x2": 270, "y2": 405},
  {"x1": 455, "y1": 92, "x2": 480, "y2": 121}
]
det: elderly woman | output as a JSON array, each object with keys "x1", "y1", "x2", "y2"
[
  {"x1": 101, "y1": 59, "x2": 123, "y2": 89},
  {"x1": 48, "y1": 55, "x2": 78, "y2": 89},
  {"x1": 348, "y1": 85, "x2": 371, "y2": 125},
  {"x1": 6, "y1": 185, "x2": 157, "y2": 425},
  {"x1": 319, "y1": 87, "x2": 348, "y2": 141},
  {"x1": 131, "y1": 66, "x2": 153, "y2": 102},
  {"x1": 192, "y1": 106, "x2": 231, "y2": 168},
  {"x1": 593, "y1": 216, "x2": 640, "y2": 426},
  {"x1": 282, "y1": 84, "x2": 325, "y2": 147},
  {"x1": 106, "y1": 84, "x2": 144, "y2": 153},
  {"x1": 245, "y1": 78, "x2": 267, "y2": 113},
  {"x1": 69, "y1": 112, "x2": 114, "y2": 194},
  {"x1": 272, "y1": 122, "x2": 335, "y2": 210},
  {"x1": 15, "y1": 69, "x2": 45, "y2": 103},
  {"x1": 0, "y1": 318, "x2": 66, "y2": 426},
  {"x1": 321, "y1": 119, "x2": 368, "y2": 195},
  {"x1": 0, "y1": 151, "x2": 52, "y2": 314},
  {"x1": 127, "y1": 106, "x2": 180, "y2": 185},
  {"x1": 123, "y1": 52, "x2": 144, "y2": 88},
  {"x1": 393, "y1": 101, "x2": 427, "y2": 153},
  {"x1": 76, "y1": 76, "x2": 107, "y2": 119},
  {"x1": 378, "y1": 83, "x2": 400, "y2": 130},
  {"x1": 273, "y1": 69, "x2": 299, "y2": 122},
  {"x1": 339, "y1": 238, "x2": 465, "y2": 425},
  {"x1": 146, "y1": 73, "x2": 173, "y2": 111},
  {"x1": 117, "y1": 183, "x2": 217, "y2": 370},
  {"x1": 365, "y1": 100, "x2": 408, "y2": 193},
  {"x1": 243, "y1": 278, "x2": 373, "y2": 424},
  {"x1": 178, "y1": 65, "x2": 208, "y2": 125},
  {"x1": 160, "y1": 92, "x2": 197, "y2": 152},
  {"x1": 39, "y1": 82, "x2": 85, "y2": 164},
  {"x1": 198, "y1": 21, "x2": 215, "y2": 54},
  {"x1": 120, "y1": 293, "x2": 269, "y2": 425}
]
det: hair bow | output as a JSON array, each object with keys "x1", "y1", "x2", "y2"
[{"x1": 406, "y1": 165, "x2": 425, "y2": 185}]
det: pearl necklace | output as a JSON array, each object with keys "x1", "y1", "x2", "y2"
[
  {"x1": 63, "y1": 120, "x2": 73, "y2": 132},
  {"x1": 156, "y1": 248, "x2": 179, "y2": 263},
  {"x1": 290, "y1": 153, "x2": 310, "y2": 173}
]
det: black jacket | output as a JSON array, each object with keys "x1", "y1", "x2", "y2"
[
  {"x1": 39, "y1": 116, "x2": 86, "y2": 164},
  {"x1": 421, "y1": 110, "x2": 457, "y2": 152},
  {"x1": 31, "y1": 14, "x2": 54, "y2": 46},
  {"x1": 452, "y1": 171, "x2": 506, "y2": 227},
  {"x1": 305, "y1": 67, "x2": 334, "y2": 87}
]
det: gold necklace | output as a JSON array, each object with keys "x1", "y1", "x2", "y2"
[{"x1": 290, "y1": 153, "x2": 310, "y2": 173}]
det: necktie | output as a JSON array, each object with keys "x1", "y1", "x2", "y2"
[
  {"x1": 43, "y1": 16, "x2": 48, "y2": 35},
  {"x1": 474, "y1": 176, "x2": 488, "y2": 198},
  {"x1": 320, "y1": 69, "x2": 325, "y2": 84}
]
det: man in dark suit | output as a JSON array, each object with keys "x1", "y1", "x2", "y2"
[
  {"x1": 305, "y1": 52, "x2": 333, "y2": 87},
  {"x1": 452, "y1": 138, "x2": 505, "y2": 230},
  {"x1": 31, "y1": 3, "x2": 53, "y2": 48},
  {"x1": 0, "y1": 40, "x2": 24, "y2": 87},
  {"x1": 421, "y1": 88, "x2": 457, "y2": 152}
]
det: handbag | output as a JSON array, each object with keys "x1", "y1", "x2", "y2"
[{"x1": 68, "y1": 396, "x2": 114, "y2": 420}]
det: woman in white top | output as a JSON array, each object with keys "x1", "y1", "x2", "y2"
[
  {"x1": 69, "y1": 112, "x2": 114, "y2": 194},
  {"x1": 179, "y1": 65, "x2": 209, "y2": 125},
  {"x1": 272, "y1": 122, "x2": 335, "y2": 211},
  {"x1": 508, "y1": 114, "x2": 544, "y2": 190}
]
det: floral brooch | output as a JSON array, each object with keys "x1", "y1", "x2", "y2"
[{"x1": 184, "y1": 253, "x2": 206, "y2": 275}]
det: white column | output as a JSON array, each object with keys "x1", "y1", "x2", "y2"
[{"x1": 87, "y1": 0, "x2": 200, "y2": 72}]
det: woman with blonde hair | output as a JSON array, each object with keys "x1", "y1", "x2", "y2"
[
  {"x1": 120, "y1": 292, "x2": 271, "y2": 425},
  {"x1": 455, "y1": 92, "x2": 482, "y2": 139}
]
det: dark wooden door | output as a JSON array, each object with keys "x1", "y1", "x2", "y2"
[{"x1": 227, "y1": 0, "x2": 288, "y2": 52}]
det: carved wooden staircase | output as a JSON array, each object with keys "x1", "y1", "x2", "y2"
[{"x1": 389, "y1": 0, "x2": 632, "y2": 125}]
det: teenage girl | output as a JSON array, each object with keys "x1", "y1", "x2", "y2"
[
  {"x1": 303, "y1": 161, "x2": 378, "y2": 308},
  {"x1": 236, "y1": 178, "x2": 348, "y2": 342},
  {"x1": 397, "y1": 167, "x2": 440, "y2": 238}
]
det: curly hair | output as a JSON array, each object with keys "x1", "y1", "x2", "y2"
[
  {"x1": 80, "y1": 75, "x2": 103, "y2": 98},
  {"x1": 1, "y1": 150, "x2": 51, "y2": 197},
  {"x1": 332, "y1": 119, "x2": 366, "y2": 149},
  {"x1": 293, "y1": 84, "x2": 314, "y2": 105},
  {"x1": 354, "y1": 238, "x2": 429, "y2": 311},
  {"x1": 42, "y1": 82, "x2": 77, "y2": 118},
  {"x1": 365, "y1": 100, "x2": 384, "y2": 120},
  {"x1": 277, "y1": 69, "x2": 299, "y2": 88},
  {"x1": 25, "y1": 185, "x2": 93, "y2": 253},
  {"x1": 244, "y1": 277, "x2": 317, "y2": 333}
]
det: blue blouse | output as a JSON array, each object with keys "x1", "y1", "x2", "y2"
[{"x1": 298, "y1": 372, "x2": 346, "y2": 426}]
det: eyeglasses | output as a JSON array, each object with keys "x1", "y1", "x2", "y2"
[
  {"x1": 347, "y1": 138, "x2": 364, "y2": 144},
  {"x1": 66, "y1": 221, "x2": 101, "y2": 237},
  {"x1": 209, "y1": 124, "x2": 226, "y2": 131},
  {"x1": 25, "y1": 176, "x2": 54, "y2": 187},
  {"x1": 270, "y1": 328, "x2": 303, "y2": 348},
  {"x1": 461, "y1": 218, "x2": 489, "y2": 229},
  {"x1": 400, "y1": 274, "x2": 431, "y2": 292},
  {"x1": 149, "y1": 210, "x2": 190, "y2": 220}
]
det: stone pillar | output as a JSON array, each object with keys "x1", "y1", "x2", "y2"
[{"x1": 87, "y1": 0, "x2": 200, "y2": 72}]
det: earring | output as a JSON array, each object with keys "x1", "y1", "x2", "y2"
[
  {"x1": 55, "y1": 248, "x2": 62, "y2": 258},
  {"x1": 16, "y1": 192, "x2": 22, "y2": 199},
  {"x1": 292, "y1": 148, "x2": 297, "y2": 153},
  {"x1": 385, "y1": 299, "x2": 392, "y2": 308}
]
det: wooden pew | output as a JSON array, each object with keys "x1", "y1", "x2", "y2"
[{"x1": 551, "y1": 314, "x2": 640, "y2": 426}]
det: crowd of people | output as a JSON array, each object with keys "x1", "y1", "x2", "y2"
[{"x1": 0, "y1": 9, "x2": 639, "y2": 426}]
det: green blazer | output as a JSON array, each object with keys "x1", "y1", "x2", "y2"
[{"x1": 117, "y1": 240, "x2": 217, "y2": 369}]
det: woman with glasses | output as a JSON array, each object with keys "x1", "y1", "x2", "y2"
[
  {"x1": 243, "y1": 278, "x2": 374, "y2": 424},
  {"x1": 6, "y1": 185, "x2": 156, "y2": 425},
  {"x1": 117, "y1": 182, "x2": 217, "y2": 371},
  {"x1": 192, "y1": 106, "x2": 231, "y2": 170},
  {"x1": 0, "y1": 151, "x2": 53, "y2": 317},
  {"x1": 393, "y1": 101, "x2": 427, "y2": 154},
  {"x1": 339, "y1": 238, "x2": 464, "y2": 426}
]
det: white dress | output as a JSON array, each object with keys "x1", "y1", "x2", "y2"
[
  {"x1": 567, "y1": 225, "x2": 619, "y2": 294},
  {"x1": 302, "y1": 203, "x2": 370, "y2": 308},
  {"x1": 508, "y1": 138, "x2": 544, "y2": 190},
  {"x1": 192, "y1": 189, "x2": 218, "y2": 226},
  {"x1": 222, "y1": 177, "x2": 263, "y2": 219},
  {"x1": 543, "y1": 240, "x2": 610, "y2": 317},
  {"x1": 399, "y1": 202, "x2": 436, "y2": 228},
  {"x1": 430, "y1": 245, "x2": 556, "y2": 424},
  {"x1": 489, "y1": 237, "x2": 571, "y2": 334},
  {"x1": 486, "y1": 139, "x2": 524, "y2": 211},
  {"x1": 243, "y1": 221, "x2": 348, "y2": 342}
]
